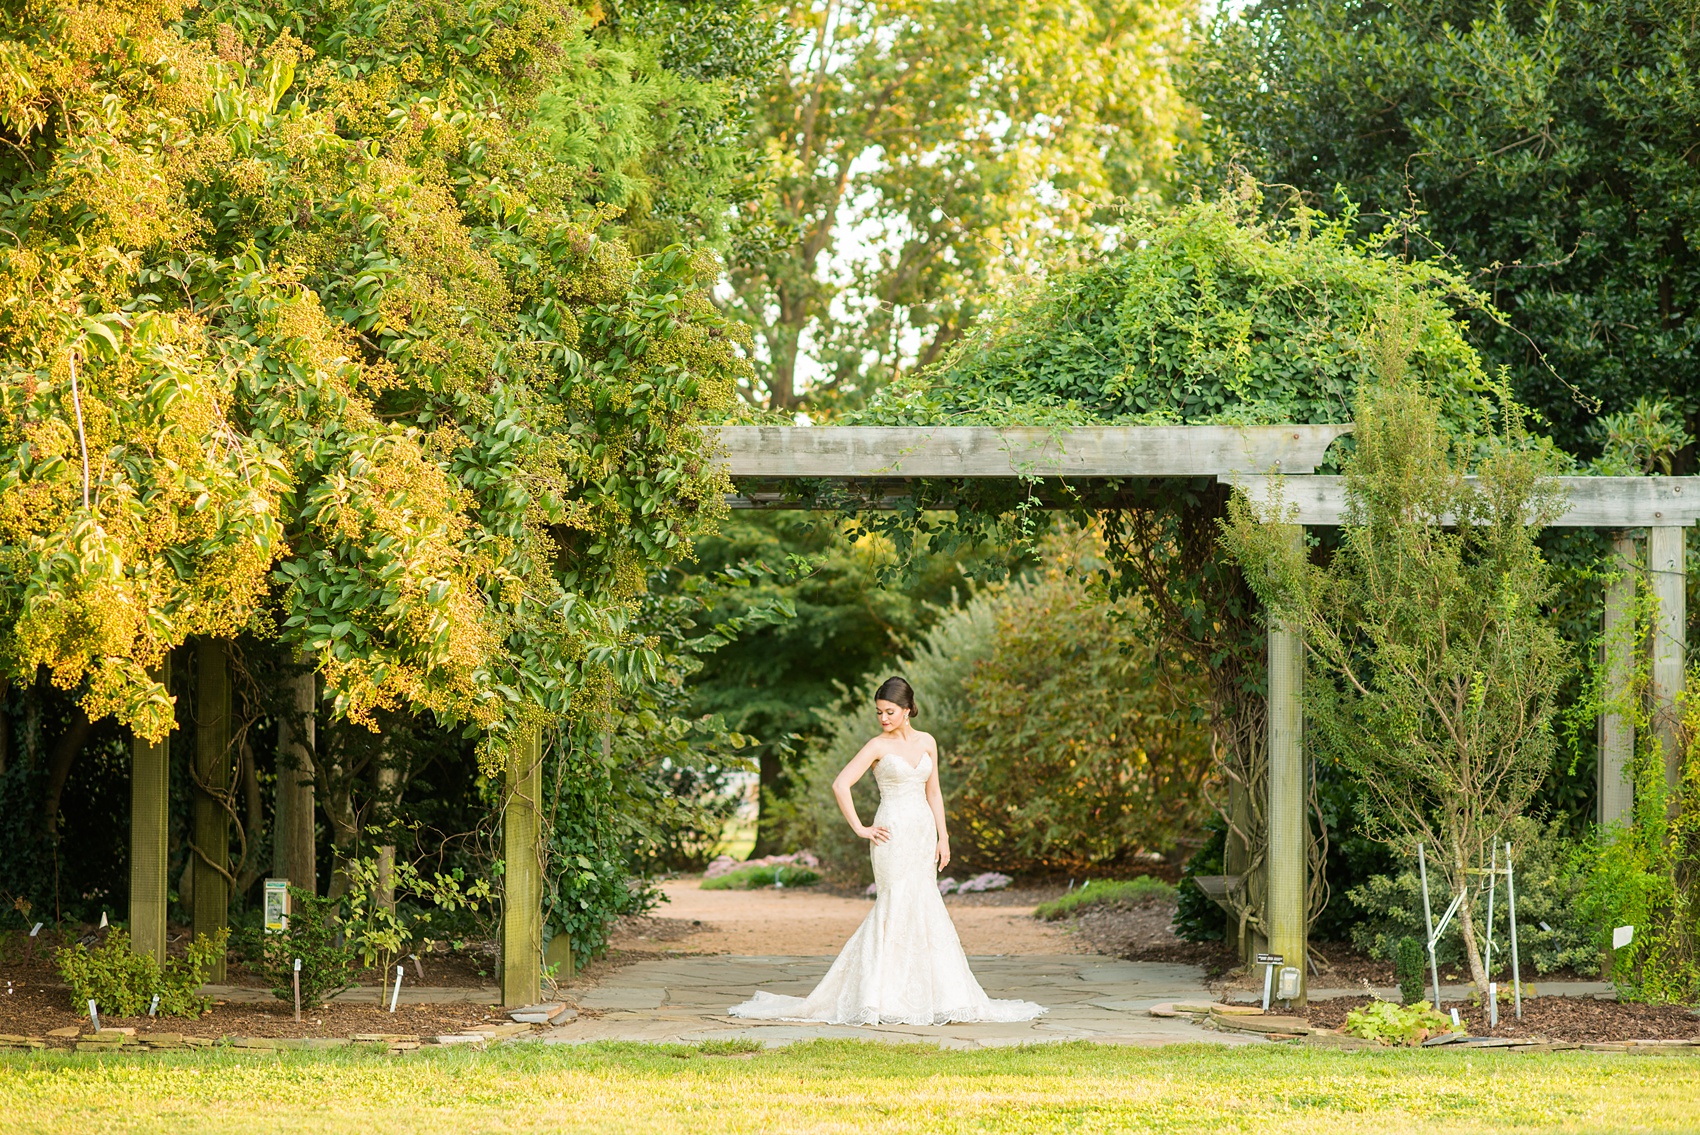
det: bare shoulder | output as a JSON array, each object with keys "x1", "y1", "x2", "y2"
[{"x1": 914, "y1": 729, "x2": 938, "y2": 748}]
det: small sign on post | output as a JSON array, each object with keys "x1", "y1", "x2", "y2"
[
  {"x1": 1256, "y1": 953, "x2": 1284, "y2": 1012},
  {"x1": 1613, "y1": 925, "x2": 1634, "y2": 950},
  {"x1": 292, "y1": 958, "x2": 302, "y2": 1023},
  {"x1": 263, "y1": 879, "x2": 291, "y2": 934}
]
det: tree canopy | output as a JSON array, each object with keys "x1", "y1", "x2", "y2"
[
  {"x1": 723, "y1": 0, "x2": 1195, "y2": 411},
  {"x1": 1184, "y1": 0, "x2": 1700, "y2": 456},
  {"x1": 0, "y1": 0, "x2": 748, "y2": 768}
]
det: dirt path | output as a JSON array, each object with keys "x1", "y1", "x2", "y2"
[{"x1": 612, "y1": 880, "x2": 1088, "y2": 956}]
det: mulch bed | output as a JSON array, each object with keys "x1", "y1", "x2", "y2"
[
  {"x1": 1303, "y1": 994, "x2": 1700, "y2": 1045},
  {"x1": 1058, "y1": 898, "x2": 1240, "y2": 975},
  {"x1": 0, "y1": 983, "x2": 500, "y2": 1047}
]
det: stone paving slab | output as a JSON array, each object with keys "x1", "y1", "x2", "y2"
[{"x1": 548, "y1": 955, "x2": 1255, "y2": 1049}]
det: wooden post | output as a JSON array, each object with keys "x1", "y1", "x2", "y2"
[
  {"x1": 501, "y1": 728, "x2": 543, "y2": 1008},
  {"x1": 1649, "y1": 527, "x2": 1686, "y2": 797},
  {"x1": 1266, "y1": 523, "x2": 1307, "y2": 1005},
  {"x1": 273, "y1": 667, "x2": 317, "y2": 897},
  {"x1": 129, "y1": 657, "x2": 172, "y2": 960},
  {"x1": 193, "y1": 639, "x2": 231, "y2": 981},
  {"x1": 1599, "y1": 534, "x2": 1636, "y2": 827}
]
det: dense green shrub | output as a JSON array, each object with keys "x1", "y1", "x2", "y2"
[
  {"x1": 56, "y1": 929, "x2": 227, "y2": 1018},
  {"x1": 1034, "y1": 878, "x2": 1176, "y2": 921},
  {"x1": 792, "y1": 532, "x2": 1211, "y2": 879},
  {"x1": 251, "y1": 888, "x2": 356, "y2": 1009},
  {"x1": 948, "y1": 540, "x2": 1213, "y2": 874},
  {"x1": 1394, "y1": 938, "x2": 1427, "y2": 1006},
  {"x1": 1347, "y1": 817, "x2": 1597, "y2": 977}
]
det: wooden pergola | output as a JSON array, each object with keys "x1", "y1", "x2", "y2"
[
  {"x1": 708, "y1": 424, "x2": 1700, "y2": 1005},
  {"x1": 119, "y1": 423, "x2": 1699, "y2": 1008}
]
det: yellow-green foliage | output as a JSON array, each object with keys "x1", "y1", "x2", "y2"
[
  {"x1": 1342, "y1": 999, "x2": 1453, "y2": 1046},
  {"x1": 0, "y1": 1, "x2": 746, "y2": 764}
]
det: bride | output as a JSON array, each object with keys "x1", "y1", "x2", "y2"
[{"x1": 728, "y1": 677, "x2": 1046, "y2": 1026}]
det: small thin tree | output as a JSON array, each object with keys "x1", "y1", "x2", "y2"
[{"x1": 1223, "y1": 368, "x2": 1570, "y2": 996}]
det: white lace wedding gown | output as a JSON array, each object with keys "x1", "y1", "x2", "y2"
[{"x1": 728, "y1": 752, "x2": 1046, "y2": 1026}]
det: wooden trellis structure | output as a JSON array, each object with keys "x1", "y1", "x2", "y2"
[
  {"x1": 712, "y1": 424, "x2": 1700, "y2": 1005},
  {"x1": 123, "y1": 424, "x2": 1700, "y2": 1007}
]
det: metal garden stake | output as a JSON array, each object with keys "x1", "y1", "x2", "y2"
[
  {"x1": 1506, "y1": 841, "x2": 1523, "y2": 1019},
  {"x1": 1418, "y1": 843, "x2": 1442, "y2": 1006}
]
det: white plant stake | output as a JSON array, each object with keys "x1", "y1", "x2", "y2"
[
  {"x1": 88, "y1": 1000, "x2": 101, "y2": 1032},
  {"x1": 389, "y1": 965, "x2": 404, "y2": 1013},
  {"x1": 148, "y1": 994, "x2": 160, "y2": 1018}
]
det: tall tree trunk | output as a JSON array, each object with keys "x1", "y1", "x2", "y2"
[
  {"x1": 320, "y1": 757, "x2": 360, "y2": 904},
  {"x1": 192, "y1": 639, "x2": 232, "y2": 981},
  {"x1": 233, "y1": 737, "x2": 266, "y2": 896},
  {"x1": 375, "y1": 747, "x2": 399, "y2": 917},
  {"x1": 41, "y1": 707, "x2": 92, "y2": 840},
  {"x1": 0, "y1": 679, "x2": 10, "y2": 778},
  {"x1": 769, "y1": 318, "x2": 801, "y2": 410},
  {"x1": 274, "y1": 668, "x2": 317, "y2": 895}
]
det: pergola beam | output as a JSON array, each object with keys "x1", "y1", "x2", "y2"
[
  {"x1": 715, "y1": 425, "x2": 1351, "y2": 478},
  {"x1": 1229, "y1": 475, "x2": 1700, "y2": 527}
]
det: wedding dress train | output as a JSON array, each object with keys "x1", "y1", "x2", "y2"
[{"x1": 727, "y1": 752, "x2": 1046, "y2": 1026}]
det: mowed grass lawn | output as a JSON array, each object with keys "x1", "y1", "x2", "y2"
[{"x1": 4, "y1": 1040, "x2": 1700, "y2": 1134}]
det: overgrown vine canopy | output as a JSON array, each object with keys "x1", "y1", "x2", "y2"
[
  {"x1": 0, "y1": 0, "x2": 747, "y2": 767},
  {"x1": 855, "y1": 195, "x2": 1513, "y2": 935}
]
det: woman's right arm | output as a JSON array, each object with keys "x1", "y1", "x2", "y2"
[{"x1": 833, "y1": 740, "x2": 890, "y2": 845}]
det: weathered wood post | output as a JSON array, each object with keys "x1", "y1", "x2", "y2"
[
  {"x1": 1649, "y1": 527, "x2": 1686, "y2": 798},
  {"x1": 129, "y1": 657, "x2": 171, "y2": 960},
  {"x1": 193, "y1": 639, "x2": 231, "y2": 980},
  {"x1": 1599, "y1": 534, "x2": 1637, "y2": 827},
  {"x1": 502, "y1": 727, "x2": 544, "y2": 1007},
  {"x1": 1266, "y1": 523, "x2": 1308, "y2": 1005},
  {"x1": 273, "y1": 667, "x2": 317, "y2": 897}
]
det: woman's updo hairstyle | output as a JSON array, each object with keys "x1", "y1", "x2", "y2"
[{"x1": 874, "y1": 676, "x2": 918, "y2": 719}]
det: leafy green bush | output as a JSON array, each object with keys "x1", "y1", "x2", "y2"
[
  {"x1": 1035, "y1": 878, "x2": 1176, "y2": 921},
  {"x1": 56, "y1": 929, "x2": 226, "y2": 1017},
  {"x1": 340, "y1": 854, "x2": 494, "y2": 974},
  {"x1": 1347, "y1": 817, "x2": 1597, "y2": 977},
  {"x1": 1342, "y1": 999, "x2": 1452, "y2": 1046},
  {"x1": 252, "y1": 888, "x2": 356, "y2": 1009},
  {"x1": 1394, "y1": 937, "x2": 1427, "y2": 1006},
  {"x1": 794, "y1": 531, "x2": 1211, "y2": 880},
  {"x1": 700, "y1": 864, "x2": 820, "y2": 890}
]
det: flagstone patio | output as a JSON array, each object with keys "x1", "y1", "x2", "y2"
[{"x1": 541, "y1": 954, "x2": 1257, "y2": 1049}]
